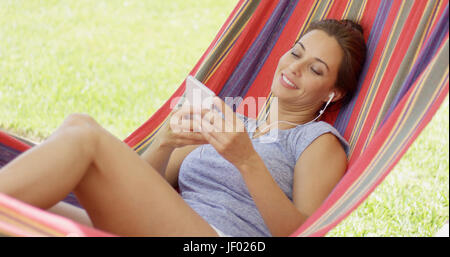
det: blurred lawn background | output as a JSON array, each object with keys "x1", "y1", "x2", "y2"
[{"x1": 0, "y1": 0, "x2": 448, "y2": 236}]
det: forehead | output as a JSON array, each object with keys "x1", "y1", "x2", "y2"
[{"x1": 298, "y1": 30, "x2": 343, "y2": 70}]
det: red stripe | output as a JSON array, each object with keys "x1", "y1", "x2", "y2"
[
  {"x1": 349, "y1": 0, "x2": 428, "y2": 162},
  {"x1": 0, "y1": 131, "x2": 31, "y2": 152}
]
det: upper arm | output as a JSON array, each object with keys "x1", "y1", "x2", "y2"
[
  {"x1": 165, "y1": 145, "x2": 200, "y2": 187},
  {"x1": 292, "y1": 133, "x2": 347, "y2": 217}
]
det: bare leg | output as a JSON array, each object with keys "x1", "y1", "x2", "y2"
[{"x1": 0, "y1": 114, "x2": 218, "y2": 236}]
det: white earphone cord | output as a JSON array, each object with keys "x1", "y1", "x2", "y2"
[{"x1": 257, "y1": 93, "x2": 335, "y2": 134}]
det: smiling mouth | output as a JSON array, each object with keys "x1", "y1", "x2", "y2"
[{"x1": 280, "y1": 74, "x2": 298, "y2": 89}]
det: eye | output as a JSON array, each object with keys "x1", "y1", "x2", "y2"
[
  {"x1": 290, "y1": 50, "x2": 301, "y2": 58},
  {"x1": 310, "y1": 67, "x2": 323, "y2": 76}
]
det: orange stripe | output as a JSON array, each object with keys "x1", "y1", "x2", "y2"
[
  {"x1": 0, "y1": 204, "x2": 65, "y2": 236},
  {"x1": 0, "y1": 213, "x2": 49, "y2": 236}
]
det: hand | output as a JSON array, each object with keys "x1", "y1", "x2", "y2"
[
  {"x1": 158, "y1": 102, "x2": 209, "y2": 149},
  {"x1": 196, "y1": 97, "x2": 258, "y2": 169}
]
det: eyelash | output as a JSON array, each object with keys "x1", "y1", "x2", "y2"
[{"x1": 290, "y1": 50, "x2": 323, "y2": 76}]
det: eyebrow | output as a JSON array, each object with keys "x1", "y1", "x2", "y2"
[{"x1": 297, "y1": 42, "x2": 330, "y2": 71}]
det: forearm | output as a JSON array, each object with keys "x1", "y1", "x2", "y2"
[
  {"x1": 237, "y1": 153, "x2": 308, "y2": 237},
  {"x1": 140, "y1": 137, "x2": 174, "y2": 177}
]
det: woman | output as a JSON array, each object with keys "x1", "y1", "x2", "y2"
[{"x1": 0, "y1": 19, "x2": 366, "y2": 237}]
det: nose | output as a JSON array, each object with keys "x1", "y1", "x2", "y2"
[{"x1": 287, "y1": 59, "x2": 305, "y2": 77}]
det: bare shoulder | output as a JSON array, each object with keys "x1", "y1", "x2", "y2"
[
  {"x1": 304, "y1": 132, "x2": 346, "y2": 159},
  {"x1": 295, "y1": 132, "x2": 347, "y2": 176}
]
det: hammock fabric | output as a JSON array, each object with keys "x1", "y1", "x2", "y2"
[{"x1": 0, "y1": 0, "x2": 448, "y2": 237}]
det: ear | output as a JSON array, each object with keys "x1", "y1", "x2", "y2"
[{"x1": 326, "y1": 89, "x2": 345, "y2": 103}]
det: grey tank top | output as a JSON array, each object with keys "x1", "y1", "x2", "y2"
[{"x1": 178, "y1": 114, "x2": 349, "y2": 236}]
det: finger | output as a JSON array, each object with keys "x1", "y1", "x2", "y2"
[
  {"x1": 201, "y1": 110, "x2": 215, "y2": 125},
  {"x1": 190, "y1": 131, "x2": 209, "y2": 143},
  {"x1": 210, "y1": 109, "x2": 226, "y2": 132},
  {"x1": 196, "y1": 111, "x2": 217, "y2": 133},
  {"x1": 212, "y1": 96, "x2": 235, "y2": 125},
  {"x1": 175, "y1": 115, "x2": 204, "y2": 133},
  {"x1": 172, "y1": 104, "x2": 194, "y2": 118},
  {"x1": 170, "y1": 105, "x2": 201, "y2": 132},
  {"x1": 170, "y1": 137, "x2": 209, "y2": 148},
  {"x1": 175, "y1": 134, "x2": 209, "y2": 145},
  {"x1": 198, "y1": 117, "x2": 227, "y2": 144},
  {"x1": 169, "y1": 114, "x2": 183, "y2": 133},
  {"x1": 173, "y1": 105, "x2": 212, "y2": 123},
  {"x1": 198, "y1": 126, "x2": 223, "y2": 150},
  {"x1": 206, "y1": 108, "x2": 238, "y2": 133},
  {"x1": 212, "y1": 97, "x2": 244, "y2": 132},
  {"x1": 181, "y1": 138, "x2": 209, "y2": 145}
]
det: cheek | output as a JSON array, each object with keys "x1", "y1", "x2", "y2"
[
  {"x1": 271, "y1": 55, "x2": 289, "y2": 84},
  {"x1": 277, "y1": 54, "x2": 290, "y2": 69}
]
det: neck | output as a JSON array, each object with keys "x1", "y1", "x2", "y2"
[{"x1": 264, "y1": 101, "x2": 319, "y2": 128}]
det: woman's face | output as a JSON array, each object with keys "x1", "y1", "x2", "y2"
[{"x1": 271, "y1": 29, "x2": 344, "y2": 110}]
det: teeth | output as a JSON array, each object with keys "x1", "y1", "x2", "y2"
[{"x1": 282, "y1": 74, "x2": 296, "y2": 88}]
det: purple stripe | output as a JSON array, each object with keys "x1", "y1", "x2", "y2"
[
  {"x1": 418, "y1": 0, "x2": 441, "y2": 54},
  {"x1": 382, "y1": 3, "x2": 449, "y2": 124},
  {"x1": 0, "y1": 143, "x2": 21, "y2": 168},
  {"x1": 334, "y1": 0, "x2": 393, "y2": 135},
  {"x1": 218, "y1": 0, "x2": 299, "y2": 111},
  {"x1": 62, "y1": 192, "x2": 82, "y2": 208}
]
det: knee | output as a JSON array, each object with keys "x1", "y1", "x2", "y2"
[
  {"x1": 58, "y1": 113, "x2": 100, "y2": 156},
  {"x1": 63, "y1": 113, "x2": 99, "y2": 129}
]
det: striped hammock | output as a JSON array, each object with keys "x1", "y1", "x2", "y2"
[{"x1": 0, "y1": 0, "x2": 448, "y2": 237}]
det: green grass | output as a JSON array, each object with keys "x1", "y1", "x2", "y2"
[
  {"x1": 1, "y1": 0, "x2": 448, "y2": 236},
  {"x1": 0, "y1": 0, "x2": 237, "y2": 141}
]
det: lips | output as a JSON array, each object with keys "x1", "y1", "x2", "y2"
[{"x1": 280, "y1": 73, "x2": 298, "y2": 89}]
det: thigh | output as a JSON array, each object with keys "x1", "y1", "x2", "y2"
[{"x1": 74, "y1": 124, "x2": 218, "y2": 237}]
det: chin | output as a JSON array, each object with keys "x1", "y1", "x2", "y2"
[
  {"x1": 271, "y1": 82, "x2": 291, "y2": 97},
  {"x1": 270, "y1": 84, "x2": 281, "y2": 98}
]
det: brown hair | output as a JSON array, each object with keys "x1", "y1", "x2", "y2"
[{"x1": 305, "y1": 19, "x2": 367, "y2": 106}]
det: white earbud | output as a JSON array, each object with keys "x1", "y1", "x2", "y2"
[{"x1": 319, "y1": 92, "x2": 335, "y2": 115}]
